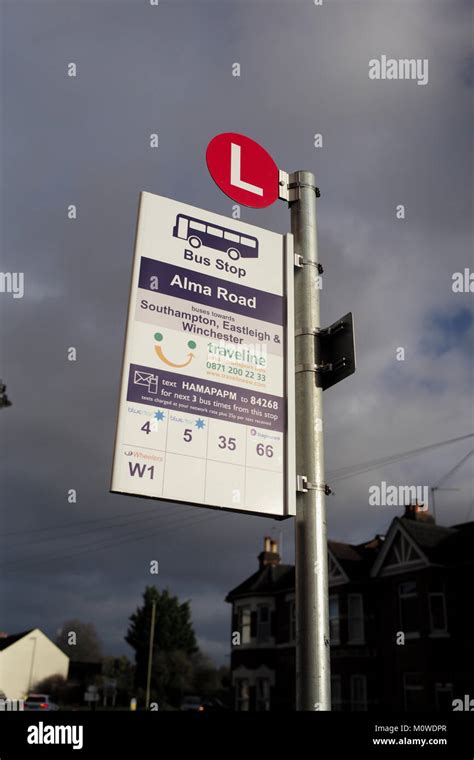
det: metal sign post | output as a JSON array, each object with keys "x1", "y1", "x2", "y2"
[
  {"x1": 289, "y1": 171, "x2": 331, "y2": 711},
  {"x1": 208, "y1": 138, "x2": 353, "y2": 709}
]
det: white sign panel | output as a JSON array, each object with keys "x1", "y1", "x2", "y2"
[{"x1": 111, "y1": 192, "x2": 295, "y2": 517}]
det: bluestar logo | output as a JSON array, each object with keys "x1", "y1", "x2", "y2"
[{"x1": 27, "y1": 722, "x2": 83, "y2": 750}]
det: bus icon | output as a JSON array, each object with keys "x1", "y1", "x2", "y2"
[{"x1": 172, "y1": 214, "x2": 259, "y2": 260}]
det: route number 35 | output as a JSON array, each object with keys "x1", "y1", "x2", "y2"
[{"x1": 218, "y1": 436, "x2": 236, "y2": 450}]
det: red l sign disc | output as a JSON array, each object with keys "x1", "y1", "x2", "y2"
[{"x1": 206, "y1": 132, "x2": 279, "y2": 209}]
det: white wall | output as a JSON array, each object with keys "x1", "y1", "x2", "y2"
[{"x1": 0, "y1": 629, "x2": 69, "y2": 699}]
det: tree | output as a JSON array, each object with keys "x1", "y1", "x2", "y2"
[
  {"x1": 101, "y1": 655, "x2": 135, "y2": 706},
  {"x1": 125, "y1": 586, "x2": 198, "y2": 704},
  {"x1": 102, "y1": 655, "x2": 134, "y2": 689},
  {"x1": 0, "y1": 380, "x2": 11, "y2": 409},
  {"x1": 154, "y1": 649, "x2": 194, "y2": 706},
  {"x1": 191, "y1": 651, "x2": 221, "y2": 695},
  {"x1": 55, "y1": 620, "x2": 103, "y2": 662},
  {"x1": 32, "y1": 674, "x2": 72, "y2": 705}
]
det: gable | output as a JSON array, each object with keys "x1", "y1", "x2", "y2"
[
  {"x1": 328, "y1": 550, "x2": 349, "y2": 586},
  {"x1": 0, "y1": 629, "x2": 69, "y2": 664},
  {"x1": 0, "y1": 629, "x2": 34, "y2": 651},
  {"x1": 371, "y1": 522, "x2": 429, "y2": 577}
]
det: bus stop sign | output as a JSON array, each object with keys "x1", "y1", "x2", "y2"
[{"x1": 206, "y1": 132, "x2": 279, "y2": 209}]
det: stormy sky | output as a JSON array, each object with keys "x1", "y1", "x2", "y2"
[{"x1": 0, "y1": 0, "x2": 472, "y2": 665}]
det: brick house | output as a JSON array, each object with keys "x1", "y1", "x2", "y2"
[{"x1": 225, "y1": 505, "x2": 474, "y2": 711}]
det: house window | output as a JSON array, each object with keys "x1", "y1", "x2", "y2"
[
  {"x1": 399, "y1": 581, "x2": 419, "y2": 634},
  {"x1": 289, "y1": 600, "x2": 296, "y2": 642},
  {"x1": 350, "y1": 675, "x2": 367, "y2": 711},
  {"x1": 403, "y1": 673, "x2": 424, "y2": 711},
  {"x1": 256, "y1": 678, "x2": 271, "y2": 711},
  {"x1": 236, "y1": 679, "x2": 250, "y2": 711},
  {"x1": 435, "y1": 683, "x2": 453, "y2": 711},
  {"x1": 331, "y1": 675, "x2": 343, "y2": 711},
  {"x1": 237, "y1": 607, "x2": 251, "y2": 644},
  {"x1": 329, "y1": 596, "x2": 340, "y2": 644},
  {"x1": 348, "y1": 594, "x2": 365, "y2": 643},
  {"x1": 257, "y1": 604, "x2": 271, "y2": 643},
  {"x1": 429, "y1": 593, "x2": 447, "y2": 633}
]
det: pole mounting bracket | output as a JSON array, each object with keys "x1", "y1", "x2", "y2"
[
  {"x1": 294, "y1": 255, "x2": 324, "y2": 273},
  {"x1": 288, "y1": 181, "x2": 321, "y2": 199},
  {"x1": 295, "y1": 327, "x2": 319, "y2": 337},
  {"x1": 295, "y1": 362, "x2": 339, "y2": 374},
  {"x1": 295, "y1": 363, "x2": 318, "y2": 374},
  {"x1": 279, "y1": 169, "x2": 321, "y2": 203},
  {"x1": 296, "y1": 475, "x2": 332, "y2": 495}
]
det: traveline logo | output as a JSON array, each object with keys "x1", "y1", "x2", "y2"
[{"x1": 27, "y1": 721, "x2": 83, "y2": 750}]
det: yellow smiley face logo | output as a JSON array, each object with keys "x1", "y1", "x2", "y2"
[{"x1": 154, "y1": 333, "x2": 196, "y2": 368}]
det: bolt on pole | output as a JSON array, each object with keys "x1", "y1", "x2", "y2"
[{"x1": 290, "y1": 170, "x2": 331, "y2": 711}]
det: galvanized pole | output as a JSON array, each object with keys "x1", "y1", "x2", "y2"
[
  {"x1": 145, "y1": 599, "x2": 157, "y2": 709},
  {"x1": 290, "y1": 170, "x2": 331, "y2": 711}
]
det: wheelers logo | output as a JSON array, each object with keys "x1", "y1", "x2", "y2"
[{"x1": 154, "y1": 332, "x2": 197, "y2": 368}]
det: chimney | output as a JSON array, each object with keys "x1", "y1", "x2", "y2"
[
  {"x1": 403, "y1": 501, "x2": 435, "y2": 524},
  {"x1": 258, "y1": 536, "x2": 281, "y2": 569}
]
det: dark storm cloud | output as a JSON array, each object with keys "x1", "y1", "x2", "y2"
[{"x1": 0, "y1": 0, "x2": 472, "y2": 662}]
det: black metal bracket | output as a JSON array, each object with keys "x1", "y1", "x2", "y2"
[{"x1": 314, "y1": 313, "x2": 356, "y2": 391}]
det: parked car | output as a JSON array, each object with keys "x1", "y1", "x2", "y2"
[
  {"x1": 24, "y1": 693, "x2": 59, "y2": 711},
  {"x1": 180, "y1": 695, "x2": 204, "y2": 712},
  {"x1": 201, "y1": 697, "x2": 230, "y2": 712}
]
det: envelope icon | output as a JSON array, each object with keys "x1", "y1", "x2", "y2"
[{"x1": 133, "y1": 370, "x2": 158, "y2": 395}]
